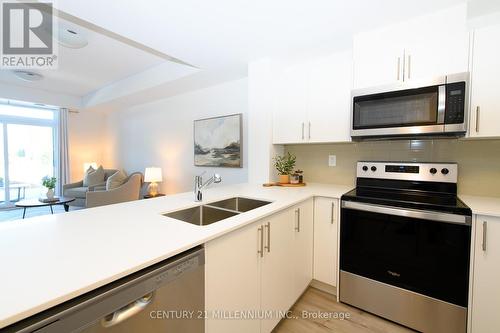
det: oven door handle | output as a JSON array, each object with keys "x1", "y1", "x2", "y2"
[{"x1": 341, "y1": 201, "x2": 471, "y2": 225}]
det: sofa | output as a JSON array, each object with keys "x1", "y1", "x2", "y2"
[{"x1": 85, "y1": 172, "x2": 143, "y2": 208}]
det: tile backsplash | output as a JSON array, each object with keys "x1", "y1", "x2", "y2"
[{"x1": 285, "y1": 139, "x2": 500, "y2": 197}]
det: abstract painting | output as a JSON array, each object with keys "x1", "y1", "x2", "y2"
[{"x1": 194, "y1": 114, "x2": 242, "y2": 167}]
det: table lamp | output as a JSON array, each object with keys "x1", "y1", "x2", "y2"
[{"x1": 144, "y1": 167, "x2": 162, "y2": 197}]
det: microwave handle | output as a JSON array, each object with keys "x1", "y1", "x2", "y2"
[{"x1": 437, "y1": 85, "x2": 446, "y2": 124}]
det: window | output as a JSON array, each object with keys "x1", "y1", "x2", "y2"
[
  {"x1": 0, "y1": 101, "x2": 58, "y2": 207},
  {"x1": 0, "y1": 104, "x2": 54, "y2": 120}
]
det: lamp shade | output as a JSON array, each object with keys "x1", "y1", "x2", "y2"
[
  {"x1": 83, "y1": 162, "x2": 97, "y2": 173},
  {"x1": 144, "y1": 167, "x2": 163, "y2": 182}
]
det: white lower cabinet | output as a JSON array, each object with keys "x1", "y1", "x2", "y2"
[
  {"x1": 313, "y1": 197, "x2": 339, "y2": 287},
  {"x1": 292, "y1": 199, "x2": 314, "y2": 297},
  {"x1": 260, "y1": 208, "x2": 296, "y2": 332},
  {"x1": 205, "y1": 200, "x2": 314, "y2": 333},
  {"x1": 205, "y1": 222, "x2": 262, "y2": 333},
  {"x1": 471, "y1": 215, "x2": 500, "y2": 333}
]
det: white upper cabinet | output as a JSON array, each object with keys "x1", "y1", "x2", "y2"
[
  {"x1": 469, "y1": 22, "x2": 500, "y2": 138},
  {"x1": 307, "y1": 51, "x2": 353, "y2": 143},
  {"x1": 273, "y1": 62, "x2": 309, "y2": 144},
  {"x1": 403, "y1": 4, "x2": 469, "y2": 82},
  {"x1": 273, "y1": 51, "x2": 353, "y2": 144},
  {"x1": 353, "y1": 4, "x2": 469, "y2": 89},
  {"x1": 353, "y1": 26, "x2": 405, "y2": 89}
]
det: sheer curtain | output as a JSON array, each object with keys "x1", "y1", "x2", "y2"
[{"x1": 57, "y1": 108, "x2": 70, "y2": 196}]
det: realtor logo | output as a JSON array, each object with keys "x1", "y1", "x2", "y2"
[{"x1": 1, "y1": 1, "x2": 58, "y2": 68}]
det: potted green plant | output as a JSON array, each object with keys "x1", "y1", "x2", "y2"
[
  {"x1": 273, "y1": 152, "x2": 296, "y2": 184},
  {"x1": 42, "y1": 176, "x2": 57, "y2": 199}
]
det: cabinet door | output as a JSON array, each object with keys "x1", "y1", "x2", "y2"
[
  {"x1": 272, "y1": 62, "x2": 308, "y2": 144},
  {"x1": 307, "y1": 51, "x2": 352, "y2": 143},
  {"x1": 205, "y1": 223, "x2": 262, "y2": 333},
  {"x1": 313, "y1": 197, "x2": 339, "y2": 287},
  {"x1": 403, "y1": 4, "x2": 469, "y2": 81},
  {"x1": 353, "y1": 27, "x2": 404, "y2": 89},
  {"x1": 293, "y1": 198, "x2": 314, "y2": 296},
  {"x1": 469, "y1": 23, "x2": 500, "y2": 138},
  {"x1": 261, "y1": 209, "x2": 295, "y2": 333},
  {"x1": 471, "y1": 215, "x2": 500, "y2": 333}
]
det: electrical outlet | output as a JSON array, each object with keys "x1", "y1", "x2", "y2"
[{"x1": 328, "y1": 155, "x2": 336, "y2": 167}]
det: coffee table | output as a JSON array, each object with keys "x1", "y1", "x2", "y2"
[{"x1": 15, "y1": 197, "x2": 76, "y2": 219}]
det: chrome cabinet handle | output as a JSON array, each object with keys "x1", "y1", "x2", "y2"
[
  {"x1": 331, "y1": 202, "x2": 335, "y2": 224},
  {"x1": 264, "y1": 222, "x2": 271, "y2": 253},
  {"x1": 308, "y1": 122, "x2": 311, "y2": 140},
  {"x1": 407, "y1": 54, "x2": 411, "y2": 80},
  {"x1": 101, "y1": 292, "x2": 154, "y2": 328},
  {"x1": 258, "y1": 226, "x2": 264, "y2": 257},
  {"x1": 476, "y1": 106, "x2": 480, "y2": 133},
  {"x1": 397, "y1": 57, "x2": 401, "y2": 81},
  {"x1": 302, "y1": 122, "x2": 305, "y2": 140},
  {"x1": 482, "y1": 221, "x2": 487, "y2": 252},
  {"x1": 295, "y1": 208, "x2": 301, "y2": 232}
]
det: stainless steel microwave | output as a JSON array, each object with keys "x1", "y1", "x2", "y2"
[{"x1": 351, "y1": 72, "x2": 469, "y2": 139}]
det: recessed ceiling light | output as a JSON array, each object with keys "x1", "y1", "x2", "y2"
[
  {"x1": 12, "y1": 70, "x2": 44, "y2": 82},
  {"x1": 56, "y1": 26, "x2": 88, "y2": 49}
]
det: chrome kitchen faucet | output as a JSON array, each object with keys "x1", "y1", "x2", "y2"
[{"x1": 194, "y1": 172, "x2": 221, "y2": 202}]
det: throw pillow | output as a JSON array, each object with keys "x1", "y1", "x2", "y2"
[
  {"x1": 82, "y1": 166, "x2": 95, "y2": 187},
  {"x1": 106, "y1": 170, "x2": 127, "y2": 190},
  {"x1": 86, "y1": 166, "x2": 105, "y2": 187}
]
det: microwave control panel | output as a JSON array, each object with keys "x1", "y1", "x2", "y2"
[{"x1": 445, "y1": 82, "x2": 465, "y2": 124}]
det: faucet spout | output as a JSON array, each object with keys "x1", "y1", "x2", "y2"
[{"x1": 194, "y1": 173, "x2": 222, "y2": 202}]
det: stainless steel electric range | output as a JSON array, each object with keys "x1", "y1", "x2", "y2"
[{"x1": 340, "y1": 161, "x2": 472, "y2": 333}]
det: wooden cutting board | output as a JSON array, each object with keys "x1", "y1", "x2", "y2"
[{"x1": 263, "y1": 182, "x2": 306, "y2": 187}]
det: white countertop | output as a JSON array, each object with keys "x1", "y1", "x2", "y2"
[
  {"x1": 0, "y1": 182, "x2": 352, "y2": 329},
  {"x1": 459, "y1": 194, "x2": 500, "y2": 218}
]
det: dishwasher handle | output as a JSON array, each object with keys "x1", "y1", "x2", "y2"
[{"x1": 101, "y1": 292, "x2": 154, "y2": 328}]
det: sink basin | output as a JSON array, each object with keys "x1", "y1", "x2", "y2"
[
  {"x1": 207, "y1": 197, "x2": 271, "y2": 212},
  {"x1": 164, "y1": 205, "x2": 239, "y2": 226}
]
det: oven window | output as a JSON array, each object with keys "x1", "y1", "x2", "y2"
[
  {"x1": 340, "y1": 207, "x2": 471, "y2": 306},
  {"x1": 353, "y1": 87, "x2": 439, "y2": 129}
]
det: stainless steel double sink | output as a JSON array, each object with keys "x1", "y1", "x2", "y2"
[{"x1": 163, "y1": 197, "x2": 272, "y2": 226}]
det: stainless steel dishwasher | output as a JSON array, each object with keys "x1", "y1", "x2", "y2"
[{"x1": 6, "y1": 247, "x2": 204, "y2": 333}]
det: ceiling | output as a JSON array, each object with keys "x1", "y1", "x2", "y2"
[
  {"x1": 56, "y1": 0, "x2": 465, "y2": 70},
  {"x1": 0, "y1": 16, "x2": 186, "y2": 97},
  {"x1": 0, "y1": 0, "x2": 468, "y2": 110}
]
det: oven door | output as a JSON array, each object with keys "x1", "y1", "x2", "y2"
[
  {"x1": 340, "y1": 200, "x2": 471, "y2": 307},
  {"x1": 351, "y1": 84, "x2": 446, "y2": 138}
]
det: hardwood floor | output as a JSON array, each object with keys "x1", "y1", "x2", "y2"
[{"x1": 273, "y1": 287, "x2": 416, "y2": 333}]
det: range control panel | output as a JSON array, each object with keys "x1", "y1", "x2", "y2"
[{"x1": 357, "y1": 162, "x2": 458, "y2": 183}]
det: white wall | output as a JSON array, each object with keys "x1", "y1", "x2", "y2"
[
  {"x1": 104, "y1": 78, "x2": 248, "y2": 194},
  {"x1": 68, "y1": 110, "x2": 107, "y2": 182},
  {"x1": 248, "y1": 59, "x2": 283, "y2": 184}
]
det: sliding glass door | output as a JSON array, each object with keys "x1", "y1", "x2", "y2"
[
  {"x1": 0, "y1": 102, "x2": 58, "y2": 208},
  {"x1": 0, "y1": 125, "x2": 5, "y2": 205}
]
